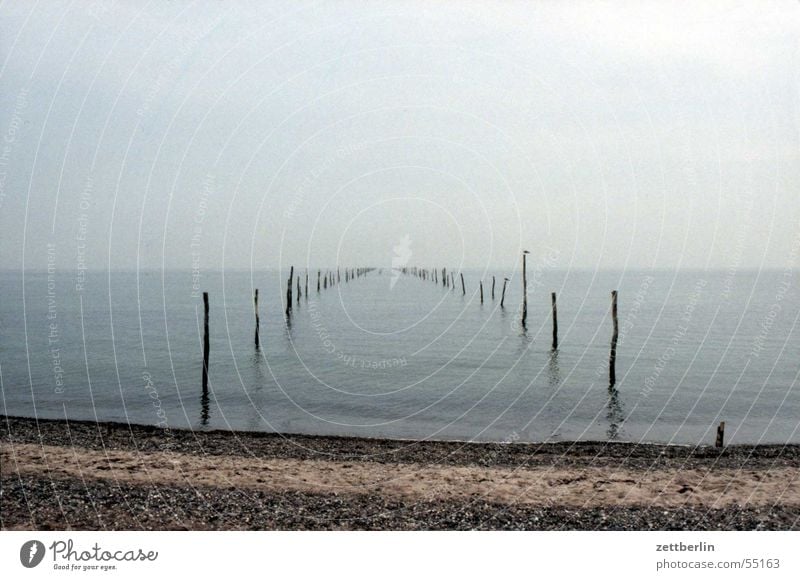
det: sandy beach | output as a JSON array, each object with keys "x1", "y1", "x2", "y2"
[{"x1": 2, "y1": 415, "x2": 798, "y2": 530}]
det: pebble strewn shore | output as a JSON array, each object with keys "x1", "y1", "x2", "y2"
[{"x1": 3, "y1": 475, "x2": 798, "y2": 531}]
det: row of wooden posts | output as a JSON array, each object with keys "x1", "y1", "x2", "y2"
[
  {"x1": 398, "y1": 255, "x2": 546, "y2": 332},
  {"x1": 398, "y1": 258, "x2": 599, "y2": 359},
  {"x1": 283, "y1": 266, "x2": 375, "y2": 316},
  {"x1": 201, "y1": 266, "x2": 375, "y2": 391},
  {"x1": 199, "y1": 260, "x2": 727, "y2": 447},
  {"x1": 400, "y1": 263, "x2": 726, "y2": 447},
  {"x1": 400, "y1": 266, "x2": 517, "y2": 307}
]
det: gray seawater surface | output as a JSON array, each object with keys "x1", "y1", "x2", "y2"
[{"x1": 1, "y1": 269, "x2": 797, "y2": 444}]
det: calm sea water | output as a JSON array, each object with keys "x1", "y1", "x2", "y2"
[{"x1": 1, "y1": 269, "x2": 798, "y2": 444}]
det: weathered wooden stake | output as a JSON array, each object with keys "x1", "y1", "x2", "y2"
[
  {"x1": 254, "y1": 289, "x2": 260, "y2": 348},
  {"x1": 202, "y1": 292, "x2": 210, "y2": 391},
  {"x1": 715, "y1": 421, "x2": 725, "y2": 448},
  {"x1": 500, "y1": 277, "x2": 509, "y2": 307},
  {"x1": 305, "y1": 272, "x2": 308, "y2": 297},
  {"x1": 442, "y1": 268, "x2": 447, "y2": 287},
  {"x1": 522, "y1": 251, "x2": 529, "y2": 327},
  {"x1": 317, "y1": 270, "x2": 321, "y2": 292},
  {"x1": 551, "y1": 292, "x2": 558, "y2": 350},
  {"x1": 296, "y1": 276, "x2": 301, "y2": 303},
  {"x1": 480, "y1": 281, "x2": 484, "y2": 303},
  {"x1": 609, "y1": 290, "x2": 619, "y2": 386},
  {"x1": 286, "y1": 266, "x2": 294, "y2": 314},
  {"x1": 492, "y1": 276, "x2": 496, "y2": 300},
  {"x1": 460, "y1": 272, "x2": 465, "y2": 295}
]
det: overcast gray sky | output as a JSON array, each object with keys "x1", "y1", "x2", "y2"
[{"x1": 1, "y1": 0, "x2": 798, "y2": 271}]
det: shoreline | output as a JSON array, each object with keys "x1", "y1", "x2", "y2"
[
  {"x1": 2, "y1": 415, "x2": 799, "y2": 530},
  {"x1": 4, "y1": 414, "x2": 799, "y2": 462}
]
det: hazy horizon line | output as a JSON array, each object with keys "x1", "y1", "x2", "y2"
[{"x1": 5, "y1": 266, "x2": 797, "y2": 274}]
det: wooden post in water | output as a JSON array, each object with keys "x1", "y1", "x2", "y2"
[
  {"x1": 492, "y1": 276, "x2": 496, "y2": 300},
  {"x1": 716, "y1": 421, "x2": 725, "y2": 448},
  {"x1": 460, "y1": 272, "x2": 465, "y2": 295},
  {"x1": 317, "y1": 270, "x2": 321, "y2": 292},
  {"x1": 254, "y1": 289, "x2": 260, "y2": 348},
  {"x1": 286, "y1": 266, "x2": 294, "y2": 315},
  {"x1": 551, "y1": 292, "x2": 558, "y2": 350},
  {"x1": 522, "y1": 250, "x2": 529, "y2": 327},
  {"x1": 442, "y1": 267, "x2": 447, "y2": 287},
  {"x1": 202, "y1": 292, "x2": 210, "y2": 391},
  {"x1": 609, "y1": 290, "x2": 619, "y2": 387},
  {"x1": 500, "y1": 278, "x2": 509, "y2": 308},
  {"x1": 305, "y1": 272, "x2": 308, "y2": 297},
  {"x1": 480, "y1": 281, "x2": 484, "y2": 303},
  {"x1": 296, "y1": 276, "x2": 301, "y2": 304}
]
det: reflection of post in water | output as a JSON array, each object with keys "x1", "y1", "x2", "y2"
[
  {"x1": 547, "y1": 348, "x2": 561, "y2": 389},
  {"x1": 284, "y1": 308, "x2": 293, "y2": 334},
  {"x1": 251, "y1": 349, "x2": 268, "y2": 380},
  {"x1": 200, "y1": 387, "x2": 210, "y2": 426},
  {"x1": 515, "y1": 322, "x2": 531, "y2": 354},
  {"x1": 606, "y1": 385, "x2": 624, "y2": 440}
]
